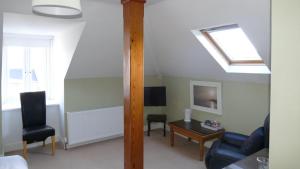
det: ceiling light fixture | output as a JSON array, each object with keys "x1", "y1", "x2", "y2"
[{"x1": 32, "y1": 0, "x2": 82, "y2": 17}]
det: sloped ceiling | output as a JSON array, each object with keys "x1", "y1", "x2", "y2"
[
  {"x1": 145, "y1": 0, "x2": 271, "y2": 83},
  {"x1": 0, "y1": 0, "x2": 270, "y2": 83},
  {"x1": 66, "y1": 0, "x2": 270, "y2": 83},
  {"x1": 3, "y1": 13, "x2": 82, "y2": 36},
  {"x1": 66, "y1": 0, "x2": 165, "y2": 78}
]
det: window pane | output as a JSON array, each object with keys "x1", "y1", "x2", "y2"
[
  {"x1": 29, "y1": 47, "x2": 48, "y2": 92},
  {"x1": 6, "y1": 46, "x2": 26, "y2": 104},
  {"x1": 209, "y1": 28, "x2": 262, "y2": 61}
]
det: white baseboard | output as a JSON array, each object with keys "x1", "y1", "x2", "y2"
[
  {"x1": 4, "y1": 124, "x2": 216, "y2": 152},
  {"x1": 4, "y1": 136, "x2": 61, "y2": 153},
  {"x1": 65, "y1": 134, "x2": 123, "y2": 149},
  {"x1": 65, "y1": 123, "x2": 165, "y2": 149}
]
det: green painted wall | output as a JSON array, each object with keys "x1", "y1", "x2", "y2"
[
  {"x1": 65, "y1": 75, "x2": 270, "y2": 136},
  {"x1": 65, "y1": 77, "x2": 123, "y2": 112},
  {"x1": 64, "y1": 76, "x2": 164, "y2": 124},
  {"x1": 162, "y1": 76, "x2": 270, "y2": 135},
  {"x1": 270, "y1": 0, "x2": 300, "y2": 168}
]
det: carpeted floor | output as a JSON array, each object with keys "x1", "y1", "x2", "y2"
[{"x1": 8, "y1": 130, "x2": 207, "y2": 169}]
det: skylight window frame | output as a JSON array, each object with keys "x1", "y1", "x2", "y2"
[{"x1": 200, "y1": 24, "x2": 264, "y2": 65}]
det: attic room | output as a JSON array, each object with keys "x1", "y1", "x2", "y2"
[{"x1": 0, "y1": 0, "x2": 299, "y2": 169}]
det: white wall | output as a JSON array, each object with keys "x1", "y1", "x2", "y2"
[
  {"x1": 0, "y1": 8, "x2": 3, "y2": 156},
  {"x1": 0, "y1": 12, "x2": 85, "y2": 148},
  {"x1": 270, "y1": 0, "x2": 300, "y2": 168},
  {"x1": 2, "y1": 105, "x2": 61, "y2": 152},
  {"x1": 52, "y1": 22, "x2": 85, "y2": 144}
]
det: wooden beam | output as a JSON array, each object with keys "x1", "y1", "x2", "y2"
[{"x1": 122, "y1": 0, "x2": 146, "y2": 169}]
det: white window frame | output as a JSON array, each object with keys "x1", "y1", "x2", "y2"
[{"x1": 2, "y1": 34, "x2": 54, "y2": 109}]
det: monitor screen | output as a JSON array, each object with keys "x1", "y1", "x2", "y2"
[{"x1": 144, "y1": 87, "x2": 166, "y2": 106}]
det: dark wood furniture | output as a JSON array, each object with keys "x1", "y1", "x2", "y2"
[
  {"x1": 168, "y1": 119, "x2": 225, "y2": 161},
  {"x1": 20, "y1": 91, "x2": 56, "y2": 159},
  {"x1": 223, "y1": 149, "x2": 269, "y2": 169},
  {"x1": 147, "y1": 114, "x2": 167, "y2": 136}
]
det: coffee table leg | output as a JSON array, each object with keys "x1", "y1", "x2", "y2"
[
  {"x1": 199, "y1": 141, "x2": 205, "y2": 161},
  {"x1": 170, "y1": 127, "x2": 174, "y2": 147}
]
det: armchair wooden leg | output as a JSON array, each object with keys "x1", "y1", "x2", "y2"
[
  {"x1": 51, "y1": 136, "x2": 56, "y2": 156},
  {"x1": 43, "y1": 141, "x2": 46, "y2": 147},
  {"x1": 23, "y1": 141, "x2": 28, "y2": 160}
]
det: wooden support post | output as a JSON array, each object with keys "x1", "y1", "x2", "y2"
[
  {"x1": 51, "y1": 136, "x2": 56, "y2": 156},
  {"x1": 23, "y1": 141, "x2": 28, "y2": 160},
  {"x1": 121, "y1": 0, "x2": 146, "y2": 169}
]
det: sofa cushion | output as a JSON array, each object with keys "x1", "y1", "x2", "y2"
[
  {"x1": 206, "y1": 140, "x2": 246, "y2": 169},
  {"x1": 222, "y1": 132, "x2": 249, "y2": 148},
  {"x1": 264, "y1": 113, "x2": 270, "y2": 148},
  {"x1": 241, "y1": 127, "x2": 265, "y2": 155}
]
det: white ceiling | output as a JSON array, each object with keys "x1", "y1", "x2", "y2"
[
  {"x1": 0, "y1": 0, "x2": 271, "y2": 83},
  {"x1": 98, "y1": 0, "x2": 166, "y2": 6},
  {"x1": 3, "y1": 13, "x2": 82, "y2": 36}
]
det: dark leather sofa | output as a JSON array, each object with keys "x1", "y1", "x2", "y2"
[{"x1": 205, "y1": 114, "x2": 270, "y2": 169}]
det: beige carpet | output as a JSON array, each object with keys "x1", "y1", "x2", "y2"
[{"x1": 8, "y1": 130, "x2": 207, "y2": 169}]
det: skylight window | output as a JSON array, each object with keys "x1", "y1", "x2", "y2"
[{"x1": 192, "y1": 24, "x2": 270, "y2": 74}]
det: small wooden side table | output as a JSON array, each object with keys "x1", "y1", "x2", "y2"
[{"x1": 147, "y1": 114, "x2": 167, "y2": 136}]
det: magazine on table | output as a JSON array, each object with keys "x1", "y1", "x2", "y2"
[{"x1": 201, "y1": 120, "x2": 223, "y2": 131}]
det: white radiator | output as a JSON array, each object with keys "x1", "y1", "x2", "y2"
[{"x1": 66, "y1": 106, "x2": 124, "y2": 149}]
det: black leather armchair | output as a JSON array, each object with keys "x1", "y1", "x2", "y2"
[
  {"x1": 205, "y1": 114, "x2": 270, "y2": 169},
  {"x1": 20, "y1": 91, "x2": 56, "y2": 159}
]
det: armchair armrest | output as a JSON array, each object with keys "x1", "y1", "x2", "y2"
[
  {"x1": 222, "y1": 132, "x2": 249, "y2": 147},
  {"x1": 208, "y1": 148, "x2": 247, "y2": 169},
  {"x1": 214, "y1": 148, "x2": 247, "y2": 162}
]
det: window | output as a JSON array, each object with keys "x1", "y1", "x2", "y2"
[
  {"x1": 2, "y1": 34, "x2": 53, "y2": 108},
  {"x1": 192, "y1": 24, "x2": 270, "y2": 74}
]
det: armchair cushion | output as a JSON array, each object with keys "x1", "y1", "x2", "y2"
[
  {"x1": 206, "y1": 140, "x2": 246, "y2": 169},
  {"x1": 205, "y1": 114, "x2": 269, "y2": 169},
  {"x1": 23, "y1": 125, "x2": 55, "y2": 144},
  {"x1": 241, "y1": 127, "x2": 265, "y2": 155},
  {"x1": 264, "y1": 114, "x2": 270, "y2": 148},
  {"x1": 222, "y1": 132, "x2": 249, "y2": 148}
]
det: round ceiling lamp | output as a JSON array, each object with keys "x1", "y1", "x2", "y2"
[{"x1": 32, "y1": 0, "x2": 82, "y2": 17}]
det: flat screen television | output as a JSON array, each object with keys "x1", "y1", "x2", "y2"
[{"x1": 144, "y1": 87, "x2": 166, "y2": 106}]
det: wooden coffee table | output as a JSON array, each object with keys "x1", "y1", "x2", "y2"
[{"x1": 168, "y1": 119, "x2": 225, "y2": 161}]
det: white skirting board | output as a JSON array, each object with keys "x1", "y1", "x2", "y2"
[
  {"x1": 66, "y1": 105, "x2": 165, "y2": 149},
  {"x1": 66, "y1": 124, "x2": 164, "y2": 149}
]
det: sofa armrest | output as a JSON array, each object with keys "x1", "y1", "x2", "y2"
[
  {"x1": 222, "y1": 132, "x2": 249, "y2": 147},
  {"x1": 215, "y1": 149, "x2": 247, "y2": 161},
  {"x1": 208, "y1": 148, "x2": 247, "y2": 169}
]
